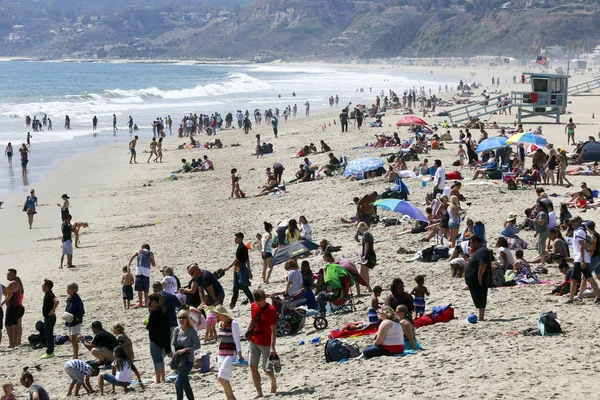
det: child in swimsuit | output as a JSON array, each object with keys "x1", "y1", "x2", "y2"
[{"x1": 411, "y1": 275, "x2": 430, "y2": 317}]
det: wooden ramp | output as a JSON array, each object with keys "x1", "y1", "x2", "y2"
[
  {"x1": 445, "y1": 93, "x2": 512, "y2": 124},
  {"x1": 569, "y1": 75, "x2": 600, "y2": 95}
]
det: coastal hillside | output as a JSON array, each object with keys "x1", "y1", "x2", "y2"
[{"x1": 0, "y1": 0, "x2": 598, "y2": 59}]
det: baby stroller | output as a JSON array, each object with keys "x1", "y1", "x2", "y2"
[
  {"x1": 313, "y1": 274, "x2": 356, "y2": 331},
  {"x1": 271, "y1": 290, "x2": 307, "y2": 337}
]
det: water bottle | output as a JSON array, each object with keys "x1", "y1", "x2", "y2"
[{"x1": 310, "y1": 336, "x2": 321, "y2": 344}]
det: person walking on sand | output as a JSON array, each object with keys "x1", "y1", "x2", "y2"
[
  {"x1": 156, "y1": 137, "x2": 163, "y2": 163},
  {"x1": 566, "y1": 217, "x2": 600, "y2": 304},
  {"x1": 60, "y1": 214, "x2": 75, "y2": 269},
  {"x1": 271, "y1": 116, "x2": 278, "y2": 139},
  {"x1": 248, "y1": 289, "x2": 279, "y2": 398},
  {"x1": 147, "y1": 137, "x2": 158, "y2": 163},
  {"x1": 223, "y1": 232, "x2": 255, "y2": 310},
  {"x1": 129, "y1": 136, "x2": 138, "y2": 164},
  {"x1": 57, "y1": 194, "x2": 69, "y2": 221},
  {"x1": 23, "y1": 189, "x2": 38, "y2": 229},
  {"x1": 5, "y1": 269, "x2": 25, "y2": 348},
  {"x1": 172, "y1": 309, "x2": 200, "y2": 400},
  {"x1": 305, "y1": 101, "x2": 310, "y2": 116},
  {"x1": 127, "y1": 244, "x2": 155, "y2": 308},
  {"x1": 5, "y1": 142, "x2": 13, "y2": 166},
  {"x1": 40, "y1": 279, "x2": 59, "y2": 359},
  {"x1": 565, "y1": 118, "x2": 576, "y2": 146},
  {"x1": 214, "y1": 305, "x2": 243, "y2": 400}
]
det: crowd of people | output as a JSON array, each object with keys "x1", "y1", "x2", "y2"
[{"x1": 4, "y1": 76, "x2": 600, "y2": 400}]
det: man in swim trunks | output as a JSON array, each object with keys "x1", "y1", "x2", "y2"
[
  {"x1": 127, "y1": 244, "x2": 155, "y2": 308},
  {"x1": 129, "y1": 136, "x2": 138, "y2": 164},
  {"x1": 5, "y1": 268, "x2": 25, "y2": 348},
  {"x1": 356, "y1": 192, "x2": 378, "y2": 238}
]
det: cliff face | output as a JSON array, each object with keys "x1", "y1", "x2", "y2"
[
  {"x1": 1, "y1": 0, "x2": 599, "y2": 60},
  {"x1": 168, "y1": 4, "x2": 600, "y2": 60}
]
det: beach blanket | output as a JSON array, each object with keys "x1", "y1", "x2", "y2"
[{"x1": 329, "y1": 321, "x2": 380, "y2": 339}]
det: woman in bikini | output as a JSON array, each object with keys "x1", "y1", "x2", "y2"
[
  {"x1": 156, "y1": 137, "x2": 163, "y2": 163},
  {"x1": 565, "y1": 118, "x2": 576, "y2": 146},
  {"x1": 147, "y1": 137, "x2": 158, "y2": 163}
]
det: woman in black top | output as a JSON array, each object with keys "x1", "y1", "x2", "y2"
[{"x1": 146, "y1": 294, "x2": 170, "y2": 384}]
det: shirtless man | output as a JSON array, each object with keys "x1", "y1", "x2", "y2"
[
  {"x1": 355, "y1": 192, "x2": 378, "y2": 241},
  {"x1": 129, "y1": 136, "x2": 138, "y2": 164},
  {"x1": 4, "y1": 269, "x2": 24, "y2": 348}
]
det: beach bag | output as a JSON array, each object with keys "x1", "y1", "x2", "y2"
[
  {"x1": 387, "y1": 154, "x2": 396, "y2": 163},
  {"x1": 170, "y1": 353, "x2": 187, "y2": 371},
  {"x1": 324, "y1": 339, "x2": 361, "y2": 362},
  {"x1": 538, "y1": 312, "x2": 562, "y2": 336},
  {"x1": 452, "y1": 160, "x2": 460, "y2": 167}
]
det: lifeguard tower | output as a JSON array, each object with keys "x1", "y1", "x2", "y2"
[
  {"x1": 445, "y1": 71, "x2": 569, "y2": 124},
  {"x1": 511, "y1": 72, "x2": 568, "y2": 124}
]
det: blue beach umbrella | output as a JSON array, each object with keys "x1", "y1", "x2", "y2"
[
  {"x1": 475, "y1": 136, "x2": 509, "y2": 153},
  {"x1": 373, "y1": 199, "x2": 428, "y2": 222},
  {"x1": 506, "y1": 132, "x2": 548, "y2": 146},
  {"x1": 343, "y1": 157, "x2": 384, "y2": 179}
]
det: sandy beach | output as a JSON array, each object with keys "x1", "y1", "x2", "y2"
[{"x1": 1, "y1": 63, "x2": 600, "y2": 400}]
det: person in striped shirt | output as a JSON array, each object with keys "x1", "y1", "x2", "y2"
[
  {"x1": 214, "y1": 305, "x2": 243, "y2": 400},
  {"x1": 64, "y1": 359, "x2": 99, "y2": 396}
]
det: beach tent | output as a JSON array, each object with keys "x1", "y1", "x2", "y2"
[
  {"x1": 396, "y1": 116, "x2": 429, "y2": 127},
  {"x1": 577, "y1": 141, "x2": 600, "y2": 162},
  {"x1": 343, "y1": 157, "x2": 384, "y2": 178}
]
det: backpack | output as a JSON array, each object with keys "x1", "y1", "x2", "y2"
[
  {"x1": 538, "y1": 312, "x2": 562, "y2": 336},
  {"x1": 576, "y1": 226, "x2": 594, "y2": 252},
  {"x1": 324, "y1": 339, "x2": 361, "y2": 362}
]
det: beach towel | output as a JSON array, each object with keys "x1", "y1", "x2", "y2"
[{"x1": 329, "y1": 322, "x2": 380, "y2": 339}]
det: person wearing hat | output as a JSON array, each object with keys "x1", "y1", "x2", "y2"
[
  {"x1": 567, "y1": 216, "x2": 600, "y2": 304},
  {"x1": 213, "y1": 305, "x2": 243, "y2": 400},
  {"x1": 501, "y1": 213, "x2": 520, "y2": 238},
  {"x1": 57, "y1": 194, "x2": 70, "y2": 221},
  {"x1": 82, "y1": 321, "x2": 118, "y2": 363}
]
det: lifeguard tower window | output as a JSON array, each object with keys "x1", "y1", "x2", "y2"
[
  {"x1": 551, "y1": 79, "x2": 562, "y2": 93},
  {"x1": 533, "y1": 78, "x2": 548, "y2": 92}
]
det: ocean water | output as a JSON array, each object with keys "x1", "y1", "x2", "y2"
[{"x1": 0, "y1": 61, "x2": 452, "y2": 194}]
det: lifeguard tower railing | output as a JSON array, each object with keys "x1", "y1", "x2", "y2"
[
  {"x1": 445, "y1": 93, "x2": 511, "y2": 124},
  {"x1": 510, "y1": 91, "x2": 564, "y2": 123},
  {"x1": 569, "y1": 74, "x2": 600, "y2": 95}
]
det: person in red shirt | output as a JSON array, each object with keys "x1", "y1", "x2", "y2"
[{"x1": 248, "y1": 289, "x2": 278, "y2": 398}]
